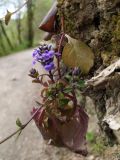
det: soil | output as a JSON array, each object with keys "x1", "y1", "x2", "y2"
[{"x1": 0, "y1": 49, "x2": 119, "y2": 160}]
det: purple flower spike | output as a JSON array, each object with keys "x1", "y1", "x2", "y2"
[
  {"x1": 32, "y1": 60, "x2": 36, "y2": 66},
  {"x1": 32, "y1": 49, "x2": 40, "y2": 58},
  {"x1": 32, "y1": 44, "x2": 55, "y2": 72},
  {"x1": 35, "y1": 55, "x2": 42, "y2": 61},
  {"x1": 48, "y1": 50, "x2": 54, "y2": 58},
  {"x1": 42, "y1": 53, "x2": 51, "y2": 61},
  {"x1": 44, "y1": 62, "x2": 54, "y2": 71}
]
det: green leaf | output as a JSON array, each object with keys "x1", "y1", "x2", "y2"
[
  {"x1": 86, "y1": 132, "x2": 95, "y2": 143},
  {"x1": 63, "y1": 87, "x2": 73, "y2": 93},
  {"x1": 58, "y1": 93, "x2": 64, "y2": 99},
  {"x1": 5, "y1": 10, "x2": 12, "y2": 25},
  {"x1": 64, "y1": 75, "x2": 71, "y2": 82},
  {"x1": 62, "y1": 35, "x2": 94, "y2": 74},
  {"x1": 16, "y1": 118, "x2": 22, "y2": 128},
  {"x1": 46, "y1": 90, "x2": 52, "y2": 97},
  {"x1": 59, "y1": 98, "x2": 70, "y2": 107},
  {"x1": 78, "y1": 80, "x2": 85, "y2": 88}
]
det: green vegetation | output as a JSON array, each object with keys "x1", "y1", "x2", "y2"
[
  {"x1": 0, "y1": 0, "x2": 52, "y2": 57},
  {"x1": 87, "y1": 132, "x2": 106, "y2": 155},
  {"x1": 86, "y1": 132, "x2": 95, "y2": 143}
]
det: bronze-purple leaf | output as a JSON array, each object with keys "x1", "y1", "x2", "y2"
[
  {"x1": 32, "y1": 106, "x2": 89, "y2": 156},
  {"x1": 39, "y1": 2, "x2": 57, "y2": 32},
  {"x1": 58, "y1": 107, "x2": 89, "y2": 155}
]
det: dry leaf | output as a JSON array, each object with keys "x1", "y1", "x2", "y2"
[
  {"x1": 5, "y1": 10, "x2": 12, "y2": 25},
  {"x1": 62, "y1": 36, "x2": 94, "y2": 74}
]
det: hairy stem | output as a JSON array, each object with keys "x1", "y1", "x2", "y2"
[
  {"x1": 0, "y1": 106, "x2": 42, "y2": 145},
  {"x1": 57, "y1": 17, "x2": 65, "y2": 79},
  {"x1": 49, "y1": 71, "x2": 55, "y2": 83}
]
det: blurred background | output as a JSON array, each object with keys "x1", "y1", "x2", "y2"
[{"x1": 0, "y1": 0, "x2": 52, "y2": 57}]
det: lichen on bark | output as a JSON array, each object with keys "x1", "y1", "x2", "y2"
[{"x1": 57, "y1": 0, "x2": 120, "y2": 145}]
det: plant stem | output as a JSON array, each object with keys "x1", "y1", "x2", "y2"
[
  {"x1": 0, "y1": 128, "x2": 22, "y2": 145},
  {"x1": 56, "y1": 57, "x2": 61, "y2": 79},
  {"x1": 61, "y1": 16, "x2": 64, "y2": 33},
  {"x1": 49, "y1": 71, "x2": 55, "y2": 83},
  {"x1": 57, "y1": 33, "x2": 65, "y2": 79},
  {"x1": 57, "y1": 16, "x2": 65, "y2": 79},
  {"x1": 63, "y1": 93, "x2": 74, "y2": 100},
  {"x1": 0, "y1": 106, "x2": 42, "y2": 145},
  {"x1": 39, "y1": 74, "x2": 53, "y2": 80},
  {"x1": 72, "y1": 89, "x2": 77, "y2": 107},
  {"x1": 0, "y1": 0, "x2": 29, "y2": 23},
  {"x1": 12, "y1": 0, "x2": 29, "y2": 15}
]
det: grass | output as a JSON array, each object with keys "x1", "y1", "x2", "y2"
[
  {"x1": 0, "y1": 42, "x2": 29, "y2": 57},
  {"x1": 86, "y1": 132, "x2": 107, "y2": 155},
  {"x1": 0, "y1": 0, "x2": 52, "y2": 57}
]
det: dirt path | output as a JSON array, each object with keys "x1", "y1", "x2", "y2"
[{"x1": 0, "y1": 49, "x2": 86, "y2": 160}]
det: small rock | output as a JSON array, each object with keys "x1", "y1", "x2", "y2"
[
  {"x1": 87, "y1": 155, "x2": 95, "y2": 160},
  {"x1": 11, "y1": 76, "x2": 17, "y2": 81}
]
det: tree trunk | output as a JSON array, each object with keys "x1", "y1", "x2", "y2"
[
  {"x1": 57, "y1": 0, "x2": 120, "y2": 145},
  {"x1": 0, "y1": 21, "x2": 13, "y2": 50},
  {"x1": 0, "y1": 33, "x2": 7, "y2": 55},
  {"x1": 27, "y1": 0, "x2": 34, "y2": 47},
  {"x1": 16, "y1": 12, "x2": 22, "y2": 44}
]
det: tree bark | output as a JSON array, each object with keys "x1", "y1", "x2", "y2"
[
  {"x1": 57, "y1": 0, "x2": 120, "y2": 145},
  {"x1": 27, "y1": 0, "x2": 34, "y2": 47}
]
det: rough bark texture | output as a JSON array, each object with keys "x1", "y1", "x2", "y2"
[{"x1": 57, "y1": 0, "x2": 120, "y2": 145}]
